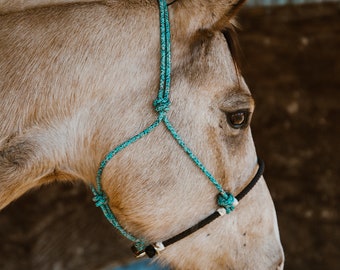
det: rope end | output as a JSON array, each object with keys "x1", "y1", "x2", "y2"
[{"x1": 131, "y1": 240, "x2": 147, "y2": 258}]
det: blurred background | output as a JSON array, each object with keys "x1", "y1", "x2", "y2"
[{"x1": 0, "y1": 0, "x2": 339, "y2": 269}]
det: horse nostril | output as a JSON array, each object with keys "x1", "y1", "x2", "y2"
[{"x1": 276, "y1": 258, "x2": 284, "y2": 270}]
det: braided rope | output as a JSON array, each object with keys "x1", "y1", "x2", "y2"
[{"x1": 91, "y1": 0, "x2": 236, "y2": 252}]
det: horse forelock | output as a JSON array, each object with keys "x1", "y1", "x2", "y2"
[{"x1": 222, "y1": 24, "x2": 242, "y2": 75}]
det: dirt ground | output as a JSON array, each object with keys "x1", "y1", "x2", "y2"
[
  {"x1": 0, "y1": 3, "x2": 339, "y2": 270},
  {"x1": 238, "y1": 3, "x2": 339, "y2": 269}
]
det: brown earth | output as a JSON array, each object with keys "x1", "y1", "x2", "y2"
[
  {"x1": 0, "y1": 3, "x2": 339, "y2": 270},
  {"x1": 239, "y1": 3, "x2": 339, "y2": 269}
]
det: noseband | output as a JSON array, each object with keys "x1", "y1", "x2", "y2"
[{"x1": 90, "y1": 0, "x2": 264, "y2": 258}]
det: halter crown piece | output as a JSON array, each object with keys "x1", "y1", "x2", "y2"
[{"x1": 91, "y1": 0, "x2": 264, "y2": 258}]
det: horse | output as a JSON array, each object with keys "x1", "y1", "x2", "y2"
[{"x1": 0, "y1": 0, "x2": 284, "y2": 269}]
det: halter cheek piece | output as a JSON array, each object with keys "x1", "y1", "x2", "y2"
[{"x1": 90, "y1": 0, "x2": 265, "y2": 258}]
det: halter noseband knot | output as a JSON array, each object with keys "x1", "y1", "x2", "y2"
[
  {"x1": 153, "y1": 97, "x2": 171, "y2": 113},
  {"x1": 217, "y1": 192, "x2": 238, "y2": 214},
  {"x1": 92, "y1": 191, "x2": 108, "y2": 207}
]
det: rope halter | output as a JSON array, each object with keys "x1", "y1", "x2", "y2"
[{"x1": 90, "y1": 0, "x2": 265, "y2": 258}]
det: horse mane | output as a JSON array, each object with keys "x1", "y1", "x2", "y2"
[
  {"x1": 222, "y1": 23, "x2": 243, "y2": 74},
  {"x1": 218, "y1": 0, "x2": 246, "y2": 73}
]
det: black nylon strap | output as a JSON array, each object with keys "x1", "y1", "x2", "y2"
[{"x1": 132, "y1": 158, "x2": 265, "y2": 258}]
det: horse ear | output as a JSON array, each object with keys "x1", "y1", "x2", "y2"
[{"x1": 171, "y1": 0, "x2": 246, "y2": 33}]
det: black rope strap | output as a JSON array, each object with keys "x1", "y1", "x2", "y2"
[
  {"x1": 236, "y1": 158, "x2": 264, "y2": 201},
  {"x1": 132, "y1": 158, "x2": 265, "y2": 258}
]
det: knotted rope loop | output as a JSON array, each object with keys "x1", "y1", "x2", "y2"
[
  {"x1": 153, "y1": 97, "x2": 171, "y2": 113},
  {"x1": 131, "y1": 239, "x2": 146, "y2": 258},
  {"x1": 217, "y1": 192, "x2": 236, "y2": 214},
  {"x1": 92, "y1": 190, "x2": 108, "y2": 207}
]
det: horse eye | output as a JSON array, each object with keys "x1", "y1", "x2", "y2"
[{"x1": 226, "y1": 110, "x2": 250, "y2": 129}]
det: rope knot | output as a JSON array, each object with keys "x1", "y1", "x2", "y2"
[
  {"x1": 153, "y1": 97, "x2": 170, "y2": 113},
  {"x1": 92, "y1": 191, "x2": 108, "y2": 207},
  {"x1": 217, "y1": 192, "x2": 236, "y2": 214},
  {"x1": 134, "y1": 240, "x2": 146, "y2": 252}
]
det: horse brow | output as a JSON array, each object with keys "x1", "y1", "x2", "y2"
[{"x1": 222, "y1": 92, "x2": 255, "y2": 111}]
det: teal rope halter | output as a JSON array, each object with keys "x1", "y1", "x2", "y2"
[{"x1": 91, "y1": 0, "x2": 237, "y2": 253}]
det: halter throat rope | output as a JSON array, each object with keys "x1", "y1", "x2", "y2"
[{"x1": 90, "y1": 0, "x2": 264, "y2": 257}]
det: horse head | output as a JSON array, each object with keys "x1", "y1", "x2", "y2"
[{"x1": 0, "y1": 0, "x2": 284, "y2": 269}]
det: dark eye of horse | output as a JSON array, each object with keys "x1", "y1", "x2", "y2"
[{"x1": 226, "y1": 110, "x2": 250, "y2": 129}]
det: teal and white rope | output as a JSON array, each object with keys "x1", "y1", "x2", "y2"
[{"x1": 91, "y1": 0, "x2": 236, "y2": 252}]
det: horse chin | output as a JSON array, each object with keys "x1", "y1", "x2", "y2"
[{"x1": 160, "y1": 233, "x2": 284, "y2": 270}]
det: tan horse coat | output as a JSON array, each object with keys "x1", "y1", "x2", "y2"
[{"x1": 0, "y1": 1, "x2": 284, "y2": 269}]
